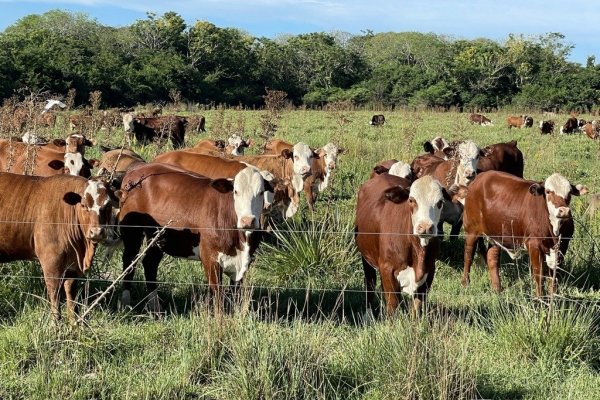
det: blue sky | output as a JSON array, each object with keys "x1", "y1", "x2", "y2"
[{"x1": 0, "y1": 0, "x2": 597, "y2": 64}]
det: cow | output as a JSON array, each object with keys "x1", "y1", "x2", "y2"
[
  {"x1": 462, "y1": 171, "x2": 587, "y2": 296},
  {"x1": 422, "y1": 137, "x2": 454, "y2": 159},
  {"x1": 539, "y1": 120, "x2": 555, "y2": 135},
  {"x1": 355, "y1": 174, "x2": 464, "y2": 316},
  {"x1": 132, "y1": 116, "x2": 186, "y2": 148},
  {"x1": 0, "y1": 174, "x2": 117, "y2": 319},
  {"x1": 582, "y1": 121, "x2": 600, "y2": 140},
  {"x1": 507, "y1": 115, "x2": 533, "y2": 129},
  {"x1": 183, "y1": 114, "x2": 206, "y2": 133},
  {"x1": 370, "y1": 160, "x2": 412, "y2": 180},
  {"x1": 469, "y1": 113, "x2": 493, "y2": 126},
  {"x1": 262, "y1": 140, "x2": 343, "y2": 210},
  {"x1": 264, "y1": 139, "x2": 297, "y2": 155},
  {"x1": 369, "y1": 114, "x2": 385, "y2": 126},
  {"x1": 578, "y1": 119, "x2": 588, "y2": 130},
  {"x1": 190, "y1": 135, "x2": 252, "y2": 156},
  {"x1": 117, "y1": 162, "x2": 271, "y2": 310},
  {"x1": 95, "y1": 146, "x2": 146, "y2": 186},
  {"x1": 560, "y1": 117, "x2": 579, "y2": 134},
  {"x1": 477, "y1": 141, "x2": 524, "y2": 178},
  {"x1": 0, "y1": 139, "x2": 96, "y2": 177},
  {"x1": 152, "y1": 150, "x2": 294, "y2": 219}
]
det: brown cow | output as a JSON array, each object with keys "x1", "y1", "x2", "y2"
[
  {"x1": 369, "y1": 114, "x2": 385, "y2": 126},
  {"x1": 0, "y1": 174, "x2": 117, "y2": 319},
  {"x1": 117, "y1": 163, "x2": 271, "y2": 310},
  {"x1": 507, "y1": 115, "x2": 533, "y2": 129},
  {"x1": 560, "y1": 117, "x2": 579, "y2": 134},
  {"x1": 582, "y1": 121, "x2": 599, "y2": 140},
  {"x1": 539, "y1": 120, "x2": 555, "y2": 134},
  {"x1": 355, "y1": 174, "x2": 462, "y2": 315},
  {"x1": 96, "y1": 146, "x2": 146, "y2": 186},
  {"x1": 183, "y1": 114, "x2": 206, "y2": 133},
  {"x1": 190, "y1": 135, "x2": 252, "y2": 156},
  {"x1": 132, "y1": 116, "x2": 186, "y2": 148},
  {"x1": 370, "y1": 160, "x2": 412, "y2": 180},
  {"x1": 462, "y1": 171, "x2": 587, "y2": 296},
  {"x1": 477, "y1": 140, "x2": 524, "y2": 178},
  {"x1": 469, "y1": 113, "x2": 493, "y2": 126}
]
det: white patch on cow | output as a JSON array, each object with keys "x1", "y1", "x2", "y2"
[
  {"x1": 292, "y1": 142, "x2": 314, "y2": 176},
  {"x1": 64, "y1": 152, "x2": 84, "y2": 176},
  {"x1": 544, "y1": 173, "x2": 572, "y2": 236},
  {"x1": 227, "y1": 134, "x2": 247, "y2": 156},
  {"x1": 233, "y1": 167, "x2": 265, "y2": 230},
  {"x1": 317, "y1": 142, "x2": 339, "y2": 192},
  {"x1": 187, "y1": 245, "x2": 200, "y2": 260},
  {"x1": 122, "y1": 113, "x2": 134, "y2": 132},
  {"x1": 292, "y1": 174, "x2": 304, "y2": 193},
  {"x1": 396, "y1": 267, "x2": 428, "y2": 295},
  {"x1": 546, "y1": 248, "x2": 558, "y2": 270},
  {"x1": 409, "y1": 176, "x2": 444, "y2": 245},
  {"x1": 22, "y1": 132, "x2": 43, "y2": 144},
  {"x1": 539, "y1": 120, "x2": 544, "y2": 129},
  {"x1": 83, "y1": 180, "x2": 110, "y2": 216},
  {"x1": 560, "y1": 126, "x2": 565, "y2": 134},
  {"x1": 388, "y1": 161, "x2": 412, "y2": 179},
  {"x1": 218, "y1": 242, "x2": 252, "y2": 282},
  {"x1": 455, "y1": 140, "x2": 480, "y2": 185},
  {"x1": 482, "y1": 121, "x2": 493, "y2": 126},
  {"x1": 285, "y1": 196, "x2": 299, "y2": 218}
]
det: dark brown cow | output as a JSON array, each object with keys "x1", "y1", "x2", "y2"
[
  {"x1": 132, "y1": 116, "x2": 186, "y2": 148},
  {"x1": 539, "y1": 120, "x2": 555, "y2": 134},
  {"x1": 560, "y1": 117, "x2": 579, "y2": 134},
  {"x1": 469, "y1": 113, "x2": 493, "y2": 126},
  {"x1": 507, "y1": 115, "x2": 533, "y2": 129},
  {"x1": 369, "y1": 114, "x2": 385, "y2": 126},
  {"x1": 477, "y1": 140, "x2": 524, "y2": 178},
  {"x1": 462, "y1": 171, "x2": 587, "y2": 296},
  {"x1": 356, "y1": 174, "x2": 463, "y2": 315},
  {"x1": 117, "y1": 163, "x2": 270, "y2": 309},
  {"x1": 0, "y1": 174, "x2": 117, "y2": 319}
]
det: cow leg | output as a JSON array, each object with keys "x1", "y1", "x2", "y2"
[
  {"x1": 361, "y1": 257, "x2": 377, "y2": 315},
  {"x1": 380, "y1": 266, "x2": 401, "y2": 317},
  {"x1": 449, "y1": 219, "x2": 463, "y2": 241},
  {"x1": 462, "y1": 233, "x2": 478, "y2": 287},
  {"x1": 120, "y1": 225, "x2": 144, "y2": 308},
  {"x1": 142, "y1": 245, "x2": 164, "y2": 313},
  {"x1": 527, "y1": 244, "x2": 544, "y2": 297},
  {"x1": 437, "y1": 221, "x2": 445, "y2": 238},
  {"x1": 304, "y1": 180, "x2": 315, "y2": 212},
  {"x1": 42, "y1": 270, "x2": 63, "y2": 321},
  {"x1": 63, "y1": 270, "x2": 81, "y2": 322},
  {"x1": 486, "y1": 245, "x2": 502, "y2": 293},
  {"x1": 200, "y1": 251, "x2": 224, "y2": 312}
]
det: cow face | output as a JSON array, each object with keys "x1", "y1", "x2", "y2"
[
  {"x1": 455, "y1": 140, "x2": 481, "y2": 185},
  {"x1": 320, "y1": 142, "x2": 341, "y2": 170},
  {"x1": 388, "y1": 161, "x2": 412, "y2": 180},
  {"x1": 66, "y1": 134, "x2": 95, "y2": 154},
  {"x1": 407, "y1": 176, "x2": 445, "y2": 246},
  {"x1": 227, "y1": 134, "x2": 251, "y2": 156},
  {"x1": 291, "y1": 142, "x2": 318, "y2": 177},
  {"x1": 63, "y1": 152, "x2": 85, "y2": 176},
  {"x1": 122, "y1": 113, "x2": 134, "y2": 132},
  {"x1": 231, "y1": 167, "x2": 266, "y2": 230},
  {"x1": 537, "y1": 174, "x2": 588, "y2": 236},
  {"x1": 64, "y1": 180, "x2": 117, "y2": 244}
]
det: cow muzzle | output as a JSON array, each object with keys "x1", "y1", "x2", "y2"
[
  {"x1": 239, "y1": 216, "x2": 256, "y2": 230},
  {"x1": 465, "y1": 170, "x2": 476, "y2": 182},
  {"x1": 556, "y1": 206, "x2": 571, "y2": 219},
  {"x1": 87, "y1": 227, "x2": 106, "y2": 243}
]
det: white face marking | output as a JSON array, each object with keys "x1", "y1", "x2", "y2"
[
  {"x1": 292, "y1": 142, "x2": 314, "y2": 176},
  {"x1": 233, "y1": 167, "x2": 265, "y2": 230},
  {"x1": 544, "y1": 173, "x2": 572, "y2": 236},
  {"x1": 218, "y1": 242, "x2": 252, "y2": 282},
  {"x1": 227, "y1": 134, "x2": 245, "y2": 156},
  {"x1": 388, "y1": 161, "x2": 412, "y2": 180},
  {"x1": 258, "y1": 170, "x2": 275, "y2": 208},
  {"x1": 64, "y1": 152, "x2": 84, "y2": 176},
  {"x1": 396, "y1": 267, "x2": 428, "y2": 295},
  {"x1": 84, "y1": 180, "x2": 109, "y2": 215},
  {"x1": 122, "y1": 113, "x2": 134, "y2": 132},
  {"x1": 409, "y1": 176, "x2": 444, "y2": 245},
  {"x1": 321, "y1": 142, "x2": 339, "y2": 171},
  {"x1": 455, "y1": 140, "x2": 480, "y2": 185},
  {"x1": 285, "y1": 193, "x2": 300, "y2": 218}
]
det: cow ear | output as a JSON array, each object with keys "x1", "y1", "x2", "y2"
[
  {"x1": 281, "y1": 149, "x2": 293, "y2": 159},
  {"x1": 114, "y1": 190, "x2": 125, "y2": 201},
  {"x1": 373, "y1": 165, "x2": 390, "y2": 175},
  {"x1": 48, "y1": 160, "x2": 65, "y2": 170},
  {"x1": 245, "y1": 139, "x2": 253, "y2": 148},
  {"x1": 88, "y1": 159, "x2": 99, "y2": 168},
  {"x1": 442, "y1": 147, "x2": 456, "y2": 158},
  {"x1": 423, "y1": 142, "x2": 435, "y2": 154},
  {"x1": 446, "y1": 184, "x2": 468, "y2": 203},
  {"x1": 215, "y1": 140, "x2": 226, "y2": 150},
  {"x1": 211, "y1": 178, "x2": 234, "y2": 193},
  {"x1": 571, "y1": 184, "x2": 589, "y2": 196},
  {"x1": 264, "y1": 179, "x2": 274, "y2": 193},
  {"x1": 52, "y1": 139, "x2": 66, "y2": 147},
  {"x1": 529, "y1": 183, "x2": 545, "y2": 196},
  {"x1": 63, "y1": 192, "x2": 82, "y2": 205},
  {"x1": 383, "y1": 186, "x2": 409, "y2": 204},
  {"x1": 479, "y1": 148, "x2": 489, "y2": 157},
  {"x1": 84, "y1": 138, "x2": 96, "y2": 146}
]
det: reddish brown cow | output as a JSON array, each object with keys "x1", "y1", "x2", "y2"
[
  {"x1": 462, "y1": 171, "x2": 587, "y2": 296},
  {"x1": 477, "y1": 140, "x2": 524, "y2": 178},
  {"x1": 190, "y1": 135, "x2": 252, "y2": 156},
  {"x1": 355, "y1": 174, "x2": 461, "y2": 315},
  {"x1": 582, "y1": 121, "x2": 599, "y2": 140},
  {"x1": 507, "y1": 115, "x2": 533, "y2": 129},
  {"x1": 96, "y1": 147, "x2": 145, "y2": 187},
  {"x1": 0, "y1": 174, "x2": 117, "y2": 319},
  {"x1": 469, "y1": 113, "x2": 493, "y2": 126},
  {"x1": 132, "y1": 116, "x2": 186, "y2": 148},
  {"x1": 117, "y1": 163, "x2": 271, "y2": 309}
]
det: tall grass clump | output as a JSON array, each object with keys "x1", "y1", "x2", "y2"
[{"x1": 255, "y1": 209, "x2": 360, "y2": 288}]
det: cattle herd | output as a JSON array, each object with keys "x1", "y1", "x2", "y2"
[{"x1": 0, "y1": 105, "x2": 595, "y2": 321}]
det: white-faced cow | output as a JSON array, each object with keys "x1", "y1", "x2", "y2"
[{"x1": 507, "y1": 115, "x2": 533, "y2": 129}]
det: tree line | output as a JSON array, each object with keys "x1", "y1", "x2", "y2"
[{"x1": 0, "y1": 10, "x2": 599, "y2": 111}]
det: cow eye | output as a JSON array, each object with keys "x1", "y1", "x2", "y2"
[
  {"x1": 294, "y1": 156, "x2": 298, "y2": 160},
  {"x1": 234, "y1": 190, "x2": 238, "y2": 195},
  {"x1": 437, "y1": 200, "x2": 443, "y2": 208},
  {"x1": 408, "y1": 197, "x2": 415, "y2": 204}
]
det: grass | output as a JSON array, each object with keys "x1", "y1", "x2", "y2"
[{"x1": 0, "y1": 107, "x2": 599, "y2": 398}]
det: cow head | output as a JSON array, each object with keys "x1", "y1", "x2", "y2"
[
  {"x1": 226, "y1": 134, "x2": 252, "y2": 156},
  {"x1": 64, "y1": 179, "x2": 118, "y2": 247},
  {"x1": 388, "y1": 161, "x2": 412, "y2": 180},
  {"x1": 424, "y1": 137, "x2": 449, "y2": 155},
  {"x1": 290, "y1": 142, "x2": 318, "y2": 177},
  {"x1": 66, "y1": 134, "x2": 95, "y2": 154},
  {"x1": 454, "y1": 140, "x2": 483, "y2": 185},
  {"x1": 226, "y1": 166, "x2": 268, "y2": 230},
  {"x1": 122, "y1": 113, "x2": 134, "y2": 132},
  {"x1": 318, "y1": 142, "x2": 343, "y2": 171},
  {"x1": 529, "y1": 173, "x2": 588, "y2": 236}
]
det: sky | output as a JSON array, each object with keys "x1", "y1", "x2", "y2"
[{"x1": 0, "y1": 0, "x2": 597, "y2": 64}]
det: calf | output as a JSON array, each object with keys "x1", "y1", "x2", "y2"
[
  {"x1": 507, "y1": 115, "x2": 533, "y2": 129},
  {"x1": 371, "y1": 160, "x2": 412, "y2": 180},
  {"x1": 539, "y1": 120, "x2": 555, "y2": 134},
  {"x1": 0, "y1": 174, "x2": 117, "y2": 319},
  {"x1": 96, "y1": 146, "x2": 146, "y2": 186},
  {"x1": 132, "y1": 116, "x2": 186, "y2": 148},
  {"x1": 462, "y1": 171, "x2": 587, "y2": 296},
  {"x1": 469, "y1": 113, "x2": 493, "y2": 126},
  {"x1": 190, "y1": 135, "x2": 252, "y2": 156},
  {"x1": 477, "y1": 140, "x2": 524, "y2": 178},
  {"x1": 560, "y1": 117, "x2": 579, "y2": 134},
  {"x1": 369, "y1": 114, "x2": 385, "y2": 126},
  {"x1": 118, "y1": 163, "x2": 271, "y2": 309},
  {"x1": 355, "y1": 174, "x2": 460, "y2": 315}
]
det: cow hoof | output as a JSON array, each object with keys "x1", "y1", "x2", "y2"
[
  {"x1": 461, "y1": 277, "x2": 470, "y2": 287},
  {"x1": 120, "y1": 289, "x2": 131, "y2": 309}
]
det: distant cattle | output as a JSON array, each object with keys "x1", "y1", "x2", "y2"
[
  {"x1": 183, "y1": 114, "x2": 206, "y2": 133},
  {"x1": 560, "y1": 117, "x2": 579, "y2": 134},
  {"x1": 190, "y1": 135, "x2": 251, "y2": 156},
  {"x1": 539, "y1": 120, "x2": 555, "y2": 135},
  {"x1": 469, "y1": 113, "x2": 493, "y2": 126},
  {"x1": 369, "y1": 114, "x2": 385, "y2": 127},
  {"x1": 462, "y1": 171, "x2": 587, "y2": 296},
  {"x1": 117, "y1": 163, "x2": 271, "y2": 310},
  {"x1": 356, "y1": 174, "x2": 465, "y2": 315},
  {"x1": 477, "y1": 140, "x2": 524, "y2": 178},
  {"x1": 507, "y1": 115, "x2": 533, "y2": 129},
  {"x1": 371, "y1": 160, "x2": 412, "y2": 180},
  {"x1": 582, "y1": 121, "x2": 600, "y2": 140},
  {"x1": 0, "y1": 174, "x2": 117, "y2": 319},
  {"x1": 132, "y1": 116, "x2": 187, "y2": 148},
  {"x1": 96, "y1": 146, "x2": 145, "y2": 185}
]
